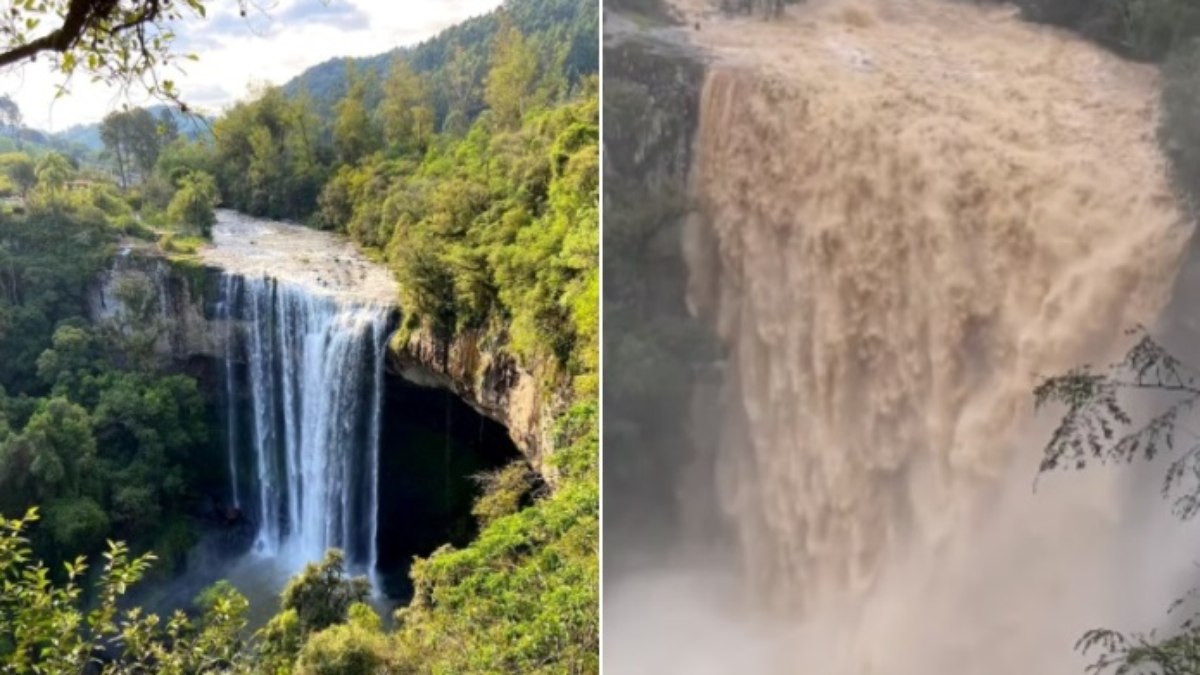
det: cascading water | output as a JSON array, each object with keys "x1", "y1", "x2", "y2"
[
  {"x1": 608, "y1": 0, "x2": 1200, "y2": 672},
  {"x1": 218, "y1": 274, "x2": 242, "y2": 511},
  {"x1": 219, "y1": 273, "x2": 392, "y2": 574}
]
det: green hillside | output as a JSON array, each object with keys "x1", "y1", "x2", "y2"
[{"x1": 282, "y1": 0, "x2": 597, "y2": 125}]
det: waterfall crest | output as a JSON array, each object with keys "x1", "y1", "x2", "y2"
[{"x1": 219, "y1": 274, "x2": 393, "y2": 574}]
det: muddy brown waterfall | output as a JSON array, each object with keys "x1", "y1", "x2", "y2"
[{"x1": 659, "y1": 0, "x2": 1198, "y2": 670}]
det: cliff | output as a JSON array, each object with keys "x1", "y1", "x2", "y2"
[
  {"x1": 388, "y1": 327, "x2": 562, "y2": 482},
  {"x1": 86, "y1": 237, "x2": 556, "y2": 481},
  {"x1": 603, "y1": 11, "x2": 725, "y2": 566},
  {"x1": 87, "y1": 248, "x2": 227, "y2": 359}
]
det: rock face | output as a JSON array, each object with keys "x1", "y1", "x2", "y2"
[
  {"x1": 86, "y1": 235, "x2": 551, "y2": 479},
  {"x1": 603, "y1": 12, "x2": 724, "y2": 567},
  {"x1": 87, "y1": 249, "x2": 228, "y2": 359},
  {"x1": 389, "y1": 327, "x2": 560, "y2": 482}
]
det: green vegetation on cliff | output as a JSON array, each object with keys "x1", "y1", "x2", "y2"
[{"x1": 0, "y1": 152, "x2": 214, "y2": 579}]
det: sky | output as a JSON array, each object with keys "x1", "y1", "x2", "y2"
[{"x1": 0, "y1": 0, "x2": 503, "y2": 132}]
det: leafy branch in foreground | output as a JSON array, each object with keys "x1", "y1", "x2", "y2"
[
  {"x1": 0, "y1": 506, "x2": 252, "y2": 673},
  {"x1": 0, "y1": 0, "x2": 330, "y2": 108},
  {"x1": 1035, "y1": 328, "x2": 1200, "y2": 516},
  {"x1": 1035, "y1": 328, "x2": 1200, "y2": 673}
]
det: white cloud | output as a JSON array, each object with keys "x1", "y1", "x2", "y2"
[{"x1": 0, "y1": 0, "x2": 502, "y2": 132}]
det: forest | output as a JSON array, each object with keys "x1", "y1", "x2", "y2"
[{"x1": 0, "y1": 0, "x2": 598, "y2": 672}]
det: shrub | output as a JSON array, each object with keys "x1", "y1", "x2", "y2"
[
  {"x1": 296, "y1": 623, "x2": 390, "y2": 675},
  {"x1": 165, "y1": 170, "x2": 219, "y2": 237}
]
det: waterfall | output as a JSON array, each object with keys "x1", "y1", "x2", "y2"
[
  {"x1": 219, "y1": 273, "x2": 392, "y2": 574},
  {"x1": 366, "y1": 319, "x2": 386, "y2": 585},
  {"x1": 219, "y1": 274, "x2": 241, "y2": 509},
  {"x1": 660, "y1": 0, "x2": 1195, "y2": 670}
]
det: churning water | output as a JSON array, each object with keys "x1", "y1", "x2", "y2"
[{"x1": 608, "y1": 0, "x2": 1200, "y2": 672}]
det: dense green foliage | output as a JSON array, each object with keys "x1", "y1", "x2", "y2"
[
  {"x1": 0, "y1": 153, "x2": 212, "y2": 574},
  {"x1": 328, "y1": 84, "x2": 600, "y2": 391},
  {"x1": 0, "y1": 509, "x2": 247, "y2": 674},
  {"x1": 0, "y1": 403, "x2": 597, "y2": 673},
  {"x1": 281, "y1": 0, "x2": 597, "y2": 123},
  {"x1": 392, "y1": 402, "x2": 598, "y2": 673},
  {"x1": 166, "y1": 170, "x2": 219, "y2": 236},
  {"x1": 0, "y1": 511, "x2": 388, "y2": 674}
]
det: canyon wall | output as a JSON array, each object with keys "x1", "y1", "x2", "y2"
[
  {"x1": 390, "y1": 326, "x2": 561, "y2": 480},
  {"x1": 86, "y1": 245, "x2": 550, "y2": 476},
  {"x1": 603, "y1": 19, "x2": 725, "y2": 565}
]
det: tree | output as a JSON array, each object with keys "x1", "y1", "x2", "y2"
[
  {"x1": 22, "y1": 397, "x2": 97, "y2": 498},
  {"x1": 279, "y1": 549, "x2": 371, "y2": 636},
  {"x1": 101, "y1": 107, "x2": 162, "y2": 188},
  {"x1": 166, "y1": 169, "x2": 218, "y2": 236},
  {"x1": 380, "y1": 58, "x2": 435, "y2": 153},
  {"x1": 1035, "y1": 331, "x2": 1200, "y2": 672},
  {"x1": 472, "y1": 462, "x2": 535, "y2": 527},
  {"x1": 295, "y1": 607, "x2": 390, "y2": 675},
  {"x1": 0, "y1": 153, "x2": 36, "y2": 197},
  {"x1": 0, "y1": 0, "x2": 254, "y2": 106},
  {"x1": 157, "y1": 106, "x2": 179, "y2": 143},
  {"x1": 34, "y1": 153, "x2": 71, "y2": 196},
  {"x1": 101, "y1": 110, "x2": 132, "y2": 189},
  {"x1": 444, "y1": 44, "x2": 483, "y2": 123},
  {"x1": 485, "y1": 18, "x2": 540, "y2": 127},
  {"x1": 332, "y1": 67, "x2": 379, "y2": 165},
  {"x1": 0, "y1": 95, "x2": 22, "y2": 144}
]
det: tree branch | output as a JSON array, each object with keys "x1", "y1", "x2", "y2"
[{"x1": 0, "y1": 0, "x2": 120, "y2": 69}]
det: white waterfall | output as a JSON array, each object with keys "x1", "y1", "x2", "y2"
[
  {"x1": 220, "y1": 273, "x2": 392, "y2": 574},
  {"x1": 218, "y1": 274, "x2": 241, "y2": 510}
]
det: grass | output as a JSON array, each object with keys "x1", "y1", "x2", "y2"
[{"x1": 157, "y1": 232, "x2": 207, "y2": 256}]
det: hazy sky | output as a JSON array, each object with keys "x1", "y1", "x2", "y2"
[{"x1": 0, "y1": 0, "x2": 502, "y2": 132}]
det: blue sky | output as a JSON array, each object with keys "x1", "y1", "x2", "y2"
[{"x1": 0, "y1": 0, "x2": 502, "y2": 131}]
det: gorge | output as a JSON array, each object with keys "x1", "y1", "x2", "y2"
[
  {"x1": 605, "y1": 0, "x2": 1200, "y2": 672},
  {"x1": 93, "y1": 209, "x2": 524, "y2": 606}
]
